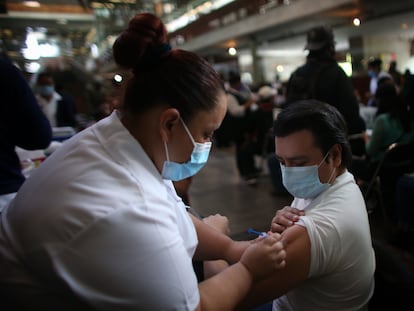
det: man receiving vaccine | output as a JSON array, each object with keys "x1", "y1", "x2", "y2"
[{"x1": 237, "y1": 100, "x2": 375, "y2": 311}]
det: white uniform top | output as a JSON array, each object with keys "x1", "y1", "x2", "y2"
[
  {"x1": 226, "y1": 92, "x2": 246, "y2": 117},
  {"x1": 36, "y1": 91, "x2": 62, "y2": 127},
  {"x1": 0, "y1": 111, "x2": 200, "y2": 310},
  {"x1": 273, "y1": 172, "x2": 375, "y2": 311}
]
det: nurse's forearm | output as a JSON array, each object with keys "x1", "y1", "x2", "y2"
[
  {"x1": 190, "y1": 214, "x2": 250, "y2": 263},
  {"x1": 196, "y1": 261, "x2": 253, "y2": 311}
]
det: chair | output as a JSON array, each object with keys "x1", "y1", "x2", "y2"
[
  {"x1": 368, "y1": 239, "x2": 414, "y2": 310},
  {"x1": 363, "y1": 141, "x2": 414, "y2": 225}
]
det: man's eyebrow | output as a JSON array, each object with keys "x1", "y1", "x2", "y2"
[{"x1": 276, "y1": 155, "x2": 309, "y2": 162}]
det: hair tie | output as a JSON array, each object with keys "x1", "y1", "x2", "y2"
[{"x1": 134, "y1": 43, "x2": 172, "y2": 72}]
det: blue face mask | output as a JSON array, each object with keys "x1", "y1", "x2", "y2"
[
  {"x1": 280, "y1": 151, "x2": 335, "y2": 199},
  {"x1": 368, "y1": 70, "x2": 376, "y2": 78},
  {"x1": 161, "y1": 119, "x2": 212, "y2": 181},
  {"x1": 39, "y1": 85, "x2": 55, "y2": 97}
]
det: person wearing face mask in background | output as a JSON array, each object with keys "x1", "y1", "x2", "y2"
[
  {"x1": 35, "y1": 72, "x2": 78, "y2": 128},
  {"x1": 236, "y1": 100, "x2": 375, "y2": 311},
  {"x1": 0, "y1": 13, "x2": 287, "y2": 311},
  {"x1": 366, "y1": 58, "x2": 392, "y2": 107}
]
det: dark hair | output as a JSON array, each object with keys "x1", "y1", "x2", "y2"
[
  {"x1": 112, "y1": 13, "x2": 224, "y2": 121},
  {"x1": 375, "y1": 83, "x2": 412, "y2": 132},
  {"x1": 305, "y1": 25, "x2": 335, "y2": 60},
  {"x1": 368, "y1": 58, "x2": 382, "y2": 68},
  {"x1": 228, "y1": 71, "x2": 241, "y2": 85},
  {"x1": 36, "y1": 72, "x2": 54, "y2": 84},
  {"x1": 273, "y1": 100, "x2": 352, "y2": 168}
]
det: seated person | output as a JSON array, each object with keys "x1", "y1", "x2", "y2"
[
  {"x1": 367, "y1": 83, "x2": 414, "y2": 162},
  {"x1": 350, "y1": 83, "x2": 414, "y2": 182},
  {"x1": 237, "y1": 100, "x2": 375, "y2": 311}
]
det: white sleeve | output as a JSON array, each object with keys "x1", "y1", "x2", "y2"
[{"x1": 226, "y1": 93, "x2": 245, "y2": 117}]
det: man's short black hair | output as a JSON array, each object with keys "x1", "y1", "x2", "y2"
[{"x1": 273, "y1": 99, "x2": 352, "y2": 168}]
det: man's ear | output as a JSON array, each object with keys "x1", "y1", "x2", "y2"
[
  {"x1": 159, "y1": 108, "x2": 180, "y2": 142},
  {"x1": 330, "y1": 144, "x2": 343, "y2": 167}
]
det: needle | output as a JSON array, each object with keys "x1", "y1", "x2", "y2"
[{"x1": 247, "y1": 228, "x2": 268, "y2": 237}]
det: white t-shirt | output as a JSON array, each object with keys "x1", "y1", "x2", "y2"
[
  {"x1": 0, "y1": 111, "x2": 200, "y2": 310},
  {"x1": 36, "y1": 92, "x2": 62, "y2": 127},
  {"x1": 226, "y1": 92, "x2": 246, "y2": 117},
  {"x1": 273, "y1": 172, "x2": 375, "y2": 311}
]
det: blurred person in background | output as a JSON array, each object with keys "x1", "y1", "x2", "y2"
[
  {"x1": 388, "y1": 60, "x2": 403, "y2": 88},
  {"x1": 35, "y1": 72, "x2": 77, "y2": 128},
  {"x1": 350, "y1": 82, "x2": 414, "y2": 183},
  {"x1": 285, "y1": 25, "x2": 366, "y2": 158},
  {"x1": 55, "y1": 82, "x2": 78, "y2": 128},
  {"x1": 366, "y1": 58, "x2": 392, "y2": 107},
  {"x1": 225, "y1": 72, "x2": 261, "y2": 184},
  {"x1": 0, "y1": 55, "x2": 52, "y2": 211}
]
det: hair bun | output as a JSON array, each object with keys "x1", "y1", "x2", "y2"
[{"x1": 113, "y1": 13, "x2": 168, "y2": 69}]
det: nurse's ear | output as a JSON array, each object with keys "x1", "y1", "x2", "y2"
[{"x1": 159, "y1": 108, "x2": 180, "y2": 142}]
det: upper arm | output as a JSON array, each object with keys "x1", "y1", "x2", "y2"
[{"x1": 236, "y1": 224, "x2": 311, "y2": 310}]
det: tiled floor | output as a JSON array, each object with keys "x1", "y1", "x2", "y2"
[{"x1": 188, "y1": 145, "x2": 414, "y2": 270}]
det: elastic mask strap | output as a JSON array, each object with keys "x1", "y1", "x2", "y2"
[
  {"x1": 327, "y1": 167, "x2": 336, "y2": 184},
  {"x1": 318, "y1": 149, "x2": 331, "y2": 167},
  {"x1": 318, "y1": 148, "x2": 336, "y2": 184},
  {"x1": 180, "y1": 118, "x2": 196, "y2": 146},
  {"x1": 164, "y1": 142, "x2": 170, "y2": 162}
]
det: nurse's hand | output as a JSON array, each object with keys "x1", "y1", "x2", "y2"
[
  {"x1": 203, "y1": 214, "x2": 230, "y2": 235},
  {"x1": 270, "y1": 206, "x2": 305, "y2": 233},
  {"x1": 240, "y1": 232, "x2": 286, "y2": 280}
]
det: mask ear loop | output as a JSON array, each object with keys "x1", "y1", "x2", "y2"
[
  {"x1": 319, "y1": 148, "x2": 336, "y2": 184},
  {"x1": 164, "y1": 118, "x2": 195, "y2": 164},
  {"x1": 164, "y1": 142, "x2": 170, "y2": 162},
  {"x1": 327, "y1": 167, "x2": 336, "y2": 184},
  {"x1": 318, "y1": 149, "x2": 331, "y2": 167},
  {"x1": 180, "y1": 118, "x2": 196, "y2": 146}
]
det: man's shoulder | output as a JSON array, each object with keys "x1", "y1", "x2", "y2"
[{"x1": 292, "y1": 61, "x2": 339, "y2": 78}]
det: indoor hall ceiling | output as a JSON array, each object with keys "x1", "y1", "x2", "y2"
[
  {"x1": 3, "y1": 0, "x2": 414, "y2": 71},
  {"x1": 0, "y1": 0, "x2": 194, "y2": 64},
  {"x1": 171, "y1": 0, "x2": 414, "y2": 62}
]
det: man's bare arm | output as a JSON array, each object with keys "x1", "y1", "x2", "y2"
[{"x1": 236, "y1": 224, "x2": 311, "y2": 310}]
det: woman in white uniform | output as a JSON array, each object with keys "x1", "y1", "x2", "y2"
[{"x1": 0, "y1": 12, "x2": 286, "y2": 311}]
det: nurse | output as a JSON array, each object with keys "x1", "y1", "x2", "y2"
[{"x1": 0, "y1": 13, "x2": 286, "y2": 311}]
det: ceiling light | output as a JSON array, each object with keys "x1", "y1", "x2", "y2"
[
  {"x1": 23, "y1": 1, "x2": 40, "y2": 8},
  {"x1": 228, "y1": 47, "x2": 237, "y2": 56}
]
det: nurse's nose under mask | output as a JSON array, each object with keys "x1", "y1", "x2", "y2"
[
  {"x1": 161, "y1": 118, "x2": 212, "y2": 181},
  {"x1": 280, "y1": 150, "x2": 336, "y2": 199}
]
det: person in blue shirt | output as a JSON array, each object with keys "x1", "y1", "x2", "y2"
[{"x1": 0, "y1": 55, "x2": 52, "y2": 211}]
